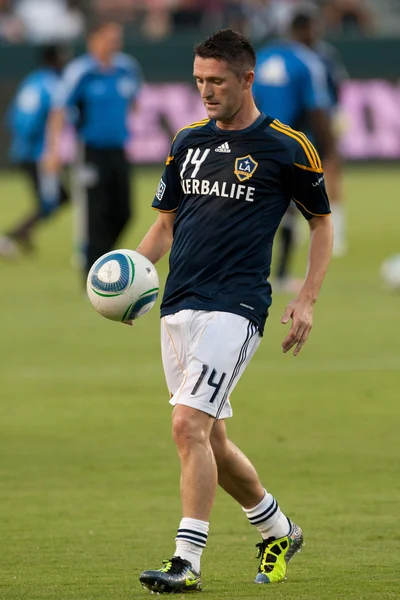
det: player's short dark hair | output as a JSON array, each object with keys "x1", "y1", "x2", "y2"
[{"x1": 194, "y1": 29, "x2": 256, "y2": 78}]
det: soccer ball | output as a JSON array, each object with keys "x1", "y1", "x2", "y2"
[
  {"x1": 87, "y1": 249, "x2": 159, "y2": 322},
  {"x1": 380, "y1": 254, "x2": 400, "y2": 291}
]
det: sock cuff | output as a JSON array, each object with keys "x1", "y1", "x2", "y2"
[
  {"x1": 176, "y1": 517, "x2": 209, "y2": 548},
  {"x1": 179, "y1": 517, "x2": 209, "y2": 532},
  {"x1": 242, "y1": 489, "x2": 267, "y2": 515},
  {"x1": 242, "y1": 490, "x2": 279, "y2": 524}
]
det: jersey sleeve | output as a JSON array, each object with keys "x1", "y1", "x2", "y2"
[
  {"x1": 288, "y1": 136, "x2": 331, "y2": 220},
  {"x1": 130, "y1": 58, "x2": 143, "y2": 101},
  {"x1": 151, "y1": 148, "x2": 182, "y2": 212},
  {"x1": 122, "y1": 54, "x2": 143, "y2": 101},
  {"x1": 52, "y1": 59, "x2": 88, "y2": 109}
]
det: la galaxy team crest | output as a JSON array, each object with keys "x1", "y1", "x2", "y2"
[{"x1": 234, "y1": 155, "x2": 258, "y2": 182}]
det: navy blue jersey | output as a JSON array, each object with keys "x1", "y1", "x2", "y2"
[
  {"x1": 53, "y1": 53, "x2": 142, "y2": 148},
  {"x1": 152, "y1": 114, "x2": 330, "y2": 334}
]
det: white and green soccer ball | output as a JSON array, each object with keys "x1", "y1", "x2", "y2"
[
  {"x1": 380, "y1": 254, "x2": 400, "y2": 291},
  {"x1": 87, "y1": 249, "x2": 159, "y2": 322}
]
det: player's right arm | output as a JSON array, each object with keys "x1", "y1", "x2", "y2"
[
  {"x1": 136, "y1": 144, "x2": 182, "y2": 264},
  {"x1": 136, "y1": 212, "x2": 176, "y2": 265}
]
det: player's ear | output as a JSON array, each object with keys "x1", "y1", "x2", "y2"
[{"x1": 243, "y1": 70, "x2": 254, "y2": 89}]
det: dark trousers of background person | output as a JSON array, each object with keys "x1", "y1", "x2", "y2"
[
  {"x1": 6, "y1": 161, "x2": 68, "y2": 249},
  {"x1": 84, "y1": 146, "x2": 132, "y2": 275}
]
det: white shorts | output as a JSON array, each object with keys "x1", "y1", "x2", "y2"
[{"x1": 161, "y1": 310, "x2": 261, "y2": 419}]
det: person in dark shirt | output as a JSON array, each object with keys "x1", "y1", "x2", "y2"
[
  {"x1": 135, "y1": 29, "x2": 332, "y2": 594},
  {"x1": 43, "y1": 19, "x2": 142, "y2": 277}
]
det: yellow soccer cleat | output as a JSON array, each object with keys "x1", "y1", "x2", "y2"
[{"x1": 254, "y1": 522, "x2": 304, "y2": 583}]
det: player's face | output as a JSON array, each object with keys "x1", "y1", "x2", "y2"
[
  {"x1": 101, "y1": 23, "x2": 123, "y2": 54},
  {"x1": 193, "y1": 57, "x2": 251, "y2": 122},
  {"x1": 90, "y1": 23, "x2": 122, "y2": 58}
]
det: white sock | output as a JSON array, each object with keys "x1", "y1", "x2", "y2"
[
  {"x1": 243, "y1": 489, "x2": 290, "y2": 540},
  {"x1": 174, "y1": 517, "x2": 209, "y2": 573}
]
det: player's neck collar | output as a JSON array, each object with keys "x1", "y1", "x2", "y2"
[{"x1": 210, "y1": 113, "x2": 270, "y2": 135}]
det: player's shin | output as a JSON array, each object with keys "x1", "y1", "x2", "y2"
[{"x1": 172, "y1": 406, "x2": 217, "y2": 572}]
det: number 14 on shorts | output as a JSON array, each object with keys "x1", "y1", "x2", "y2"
[{"x1": 191, "y1": 364, "x2": 227, "y2": 403}]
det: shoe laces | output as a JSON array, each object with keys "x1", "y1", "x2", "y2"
[
  {"x1": 255, "y1": 537, "x2": 276, "y2": 559},
  {"x1": 160, "y1": 556, "x2": 190, "y2": 575},
  {"x1": 256, "y1": 537, "x2": 286, "y2": 573}
]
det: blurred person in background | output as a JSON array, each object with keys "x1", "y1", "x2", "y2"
[
  {"x1": 92, "y1": 0, "x2": 137, "y2": 21},
  {"x1": 224, "y1": 0, "x2": 303, "y2": 42},
  {"x1": 0, "y1": 45, "x2": 69, "y2": 259},
  {"x1": 253, "y1": 4, "x2": 343, "y2": 292},
  {"x1": 322, "y1": 0, "x2": 375, "y2": 37},
  {"x1": 43, "y1": 19, "x2": 142, "y2": 278},
  {"x1": 0, "y1": 0, "x2": 24, "y2": 43},
  {"x1": 92, "y1": 0, "x2": 173, "y2": 40},
  {"x1": 171, "y1": 0, "x2": 203, "y2": 30},
  {"x1": 141, "y1": 0, "x2": 174, "y2": 40},
  {"x1": 13, "y1": 0, "x2": 84, "y2": 43}
]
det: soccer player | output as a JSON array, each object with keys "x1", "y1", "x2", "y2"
[
  {"x1": 253, "y1": 6, "x2": 338, "y2": 291},
  {"x1": 135, "y1": 29, "x2": 333, "y2": 593},
  {"x1": 43, "y1": 19, "x2": 142, "y2": 277},
  {"x1": 0, "y1": 45, "x2": 68, "y2": 258}
]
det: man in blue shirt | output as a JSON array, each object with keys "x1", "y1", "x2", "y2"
[
  {"x1": 253, "y1": 7, "x2": 338, "y2": 290},
  {"x1": 43, "y1": 19, "x2": 142, "y2": 276},
  {"x1": 133, "y1": 29, "x2": 332, "y2": 594},
  {"x1": 0, "y1": 45, "x2": 68, "y2": 258}
]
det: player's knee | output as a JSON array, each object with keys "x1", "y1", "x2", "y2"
[{"x1": 172, "y1": 408, "x2": 209, "y2": 450}]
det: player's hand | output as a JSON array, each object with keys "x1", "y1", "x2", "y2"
[
  {"x1": 41, "y1": 153, "x2": 61, "y2": 174},
  {"x1": 281, "y1": 297, "x2": 314, "y2": 356}
]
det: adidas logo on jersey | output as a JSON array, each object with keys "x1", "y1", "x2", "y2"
[{"x1": 215, "y1": 142, "x2": 231, "y2": 153}]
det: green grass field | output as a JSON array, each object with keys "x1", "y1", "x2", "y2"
[{"x1": 0, "y1": 166, "x2": 399, "y2": 600}]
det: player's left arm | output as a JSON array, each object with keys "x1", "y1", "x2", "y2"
[
  {"x1": 281, "y1": 141, "x2": 333, "y2": 356},
  {"x1": 281, "y1": 215, "x2": 332, "y2": 355}
]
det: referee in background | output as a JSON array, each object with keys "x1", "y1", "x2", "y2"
[{"x1": 43, "y1": 19, "x2": 142, "y2": 276}]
